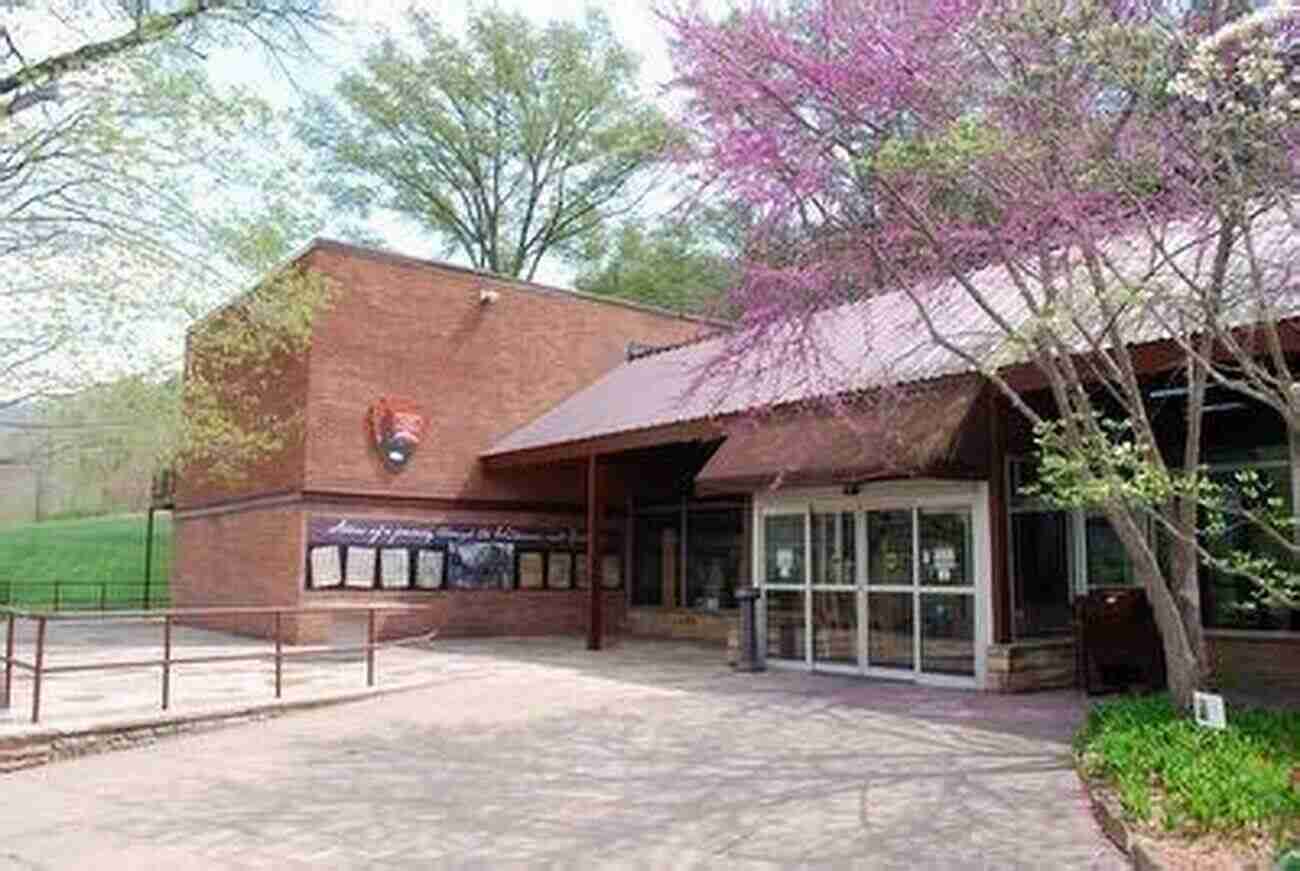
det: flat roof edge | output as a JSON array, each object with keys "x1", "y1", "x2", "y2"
[{"x1": 308, "y1": 238, "x2": 733, "y2": 330}]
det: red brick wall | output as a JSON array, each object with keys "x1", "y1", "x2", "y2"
[
  {"x1": 1208, "y1": 632, "x2": 1300, "y2": 697},
  {"x1": 298, "y1": 244, "x2": 706, "y2": 503},
  {"x1": 172, "y1": 497, "x2": 632, "y2": 643},
  {"x1": 171, "y1": 504, "x2": 304, "y2": 638}
]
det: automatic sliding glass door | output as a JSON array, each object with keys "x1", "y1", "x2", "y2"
[
  {"x1": 762, "y1": 502, "x2": 978, "y2": 682},
  {"x1": 864, "y1": 506, "x2": 976, "y2": 679}
]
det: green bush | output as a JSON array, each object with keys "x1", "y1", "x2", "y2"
[{"x1": 1076, "y1": 694, "x2": 1300, "y2": 841}]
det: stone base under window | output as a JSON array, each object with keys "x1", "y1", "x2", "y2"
[
  {"x1": 987, "y1": 638, "x2": 1078, "y2": 692},
  {"x1": 626, "y1": 607, "x2": 736, "y2": 647}
]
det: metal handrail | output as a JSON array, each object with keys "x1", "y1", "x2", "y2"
[{"x1": 1, "y1": 604, "x2": 440, "y2": 724}]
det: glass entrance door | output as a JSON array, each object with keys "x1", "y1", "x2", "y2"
[
  {"x1": 762, "y1": 502, "x2": 979, "y2": 683},
  {"x1": 864, "y1": 506, "x2": 976, "y2": 678}
]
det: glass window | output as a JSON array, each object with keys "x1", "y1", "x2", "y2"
[
  {"x1": 921, "y1": 594, "x2": 975, "y2": 676},
  {"x1": 1086, "y1": 516, "x2": 1138, "y2": 587},
  {"x1": 867, "y1": 592, "x2": 913, "y2": 668},
  {"x1": 686, "y1": 509, "x2": 743, "y2": 609},
  {"x1": 765, "y1": 514, "x2": 806, "y2": 585},
  {"x1": 812, "y1": 511, "x2": 856, "y2": 586},
  {"x1": 1012, "y1": 511, "x2": 1072, "y2": 637},
  {"x1": 812, "y1": 591, "x2": 857, "y2": 665},
  {"x1": 632, "y1": 513, "x2": 677, "y2": 606},
  {"x1": 1202, "y1": 463, "x2": 1300, "y2": 631},
  {"x1": 867, "y1": 510, "x2": 913, "y2": 586},
  {"x1": 765, "y1": 590, "x2": 806, "y2": 660},
  {"x1": 919, "y1": 509, "x2": 973, "y2": 587}
]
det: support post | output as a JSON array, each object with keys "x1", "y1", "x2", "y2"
[
  {"x1": 274, "y1": 611, "x2": 283, "y2": 699},
  {"x1": 366, "y1": 608, "x2": 376, "y2": 687},
  {"x1": 586, "y1": 454, "x2": 603, "y2": 651},
  {"x1": 144, "y1": 506, "x2": 155, "y2": 609},
  {"x1": 98, "y1": 582, "x2": 107, "y2": 612},
  {"x1": 53, "y1": 581, "x2": 60, "y2": 612},
  {"x1": 679, "y1": 495, "x2": 689, "y2": 609},
  {"x1": 988, "y1": 391, "x2": 1012, "y2": 645},
  {"x1": 31, "y1": 617, "x2": 45, "y2": 724},
  {"x1": 3, "y1": 611, "x2": 14, "y2": 710},
  {"x1": 161, "y1": 615, "x2": 172, "y2": 711}
]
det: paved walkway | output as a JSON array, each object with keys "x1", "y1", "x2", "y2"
[{"x1": 0, "y1": 638, "x2": 1126, "y2": 870}]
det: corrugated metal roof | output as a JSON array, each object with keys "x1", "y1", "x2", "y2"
[{"x1": 484, "y1": 207, "x2": 1300, "y2": 458}]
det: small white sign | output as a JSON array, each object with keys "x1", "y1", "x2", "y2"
[{"x1": 1194, "y1": 691, "x2": 1227, "y2": 730}]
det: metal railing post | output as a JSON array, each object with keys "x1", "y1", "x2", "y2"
[
  {"x1": 274, "y1": 611, "x2": 283, "y2": 700},
  {"x1": 161, "y1": 615, "x2": 172, "y2": 711},
  {"x1": 52, "y1": 582, "x2": 61, "y2": 612},
  {"x1": 31, "y1": 617, "x2": 46, "y2": 724},
  {"x1": 366, "y1": 608, "x2": 376, "y2": 688},
  {"x1": 99, "y1": 582, "x2": 107, "y2": 612},
  {"x1": 3, "y1": 611, "x2": 14, "y2": 710}
]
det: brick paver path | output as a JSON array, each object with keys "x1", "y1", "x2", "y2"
[{"x1": 0, "y1": 639, "x2": 1126, "y2": 870}]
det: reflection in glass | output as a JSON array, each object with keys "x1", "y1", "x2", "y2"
[
  {"x1": 765, "y1": 590, "x2": 806, "y2": 660},
  {"x1": 1086, "y1": 516, "x2": 1137, "y2": 587},
  {"x1": 812, "y1": 592, "x2": 857, "y2": 665},
  {"x1": 921, "y1": 594, "x2": 975, "y2": 676},
  {"x1": 919, "y1": 509, "x2": 972, "y2": 587},
  {"x1": 1012, "y1": 511, "x2": 1071, "y2": 637},
  {"x1": 867, "y1": 592, "x2": 913, "y2": 669},
  {"x1": 868, "y1": 511, "x2": 913, "y2": 586},
  {"x1": 812, "y1": 512, "x2": 856, "y2": 586},
  {"x1": 765, "y1": 515, "x2": 806, "y2": 585}
]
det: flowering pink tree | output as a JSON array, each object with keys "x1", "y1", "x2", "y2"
[{"x1": 666, "y1": 0, "x2": 1300, "y2": 708}]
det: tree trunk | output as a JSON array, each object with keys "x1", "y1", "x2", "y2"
[{"x1": 1145, "y1": 568, "x2": 1207, "y2": 711}]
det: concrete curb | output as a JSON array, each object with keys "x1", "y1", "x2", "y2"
[
  {"x1": 0, "y1": 677, "x2": 442, "y2": 775},
  {"x1": 1078, "y1": 763, "x2": 1165, "y2": 870}
]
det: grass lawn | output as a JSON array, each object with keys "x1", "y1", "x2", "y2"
[
  {"x1": 1077, "y1": 693, "x2": 1300, "y2": 857},
  {"x1": 0, "y1": 513, "x2": 171, "y2": 609}
]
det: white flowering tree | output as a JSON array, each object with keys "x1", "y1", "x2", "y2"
[{"x1": 2, "y1": 2, "x2": 337, "y2": 481}]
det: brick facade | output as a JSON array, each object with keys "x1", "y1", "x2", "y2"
[{"x1": 173, "y1": 242, "x2": 709, "y2": 641}]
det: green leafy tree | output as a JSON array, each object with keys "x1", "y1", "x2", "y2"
[
  {"x1": 573, "y1": 211, "x2": 742, "y2": 316},
  {"x1": 298, "y1": 7, "x2": 672, "y2": 281}
]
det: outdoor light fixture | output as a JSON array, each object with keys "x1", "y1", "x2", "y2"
[{"x1": 367, "y1": 397, "x2": 428, "y2": 472}]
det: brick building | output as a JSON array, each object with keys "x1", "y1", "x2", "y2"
[{"x1": 173, "y1": 239, "x2": 1300, "y2": 696}]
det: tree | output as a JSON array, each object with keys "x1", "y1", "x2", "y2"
[
  {"x1": 298, "y1": 7, "x2": 672, "y2": 281},
  {"x1": 573, "y1": 208, "x2": 744, "y2": 316},
  {"x1": 1, "y1": 0, "x2": 327, "y2": 121},
  {"x1": 666, "y1": 0, "x2": 1300, "y2": 709},
  {"x1": 2, "y1": 2, "x2": 337, "y2": 480}
]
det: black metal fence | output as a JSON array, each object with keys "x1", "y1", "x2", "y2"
[
  {"x1": 1, "y1": 604, "x2": 440, "y2": 724},
  {"x1": 0, "y1": 580, "x2": 170, "y2": 612}
]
